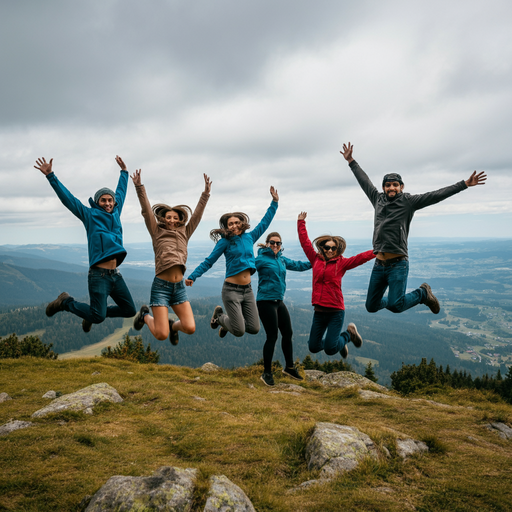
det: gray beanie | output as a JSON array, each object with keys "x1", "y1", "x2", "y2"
[{"x1": 94, "y1": 188, "x2": 116, "y2": 204}]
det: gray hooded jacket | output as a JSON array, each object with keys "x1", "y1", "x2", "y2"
[{"x1": 349, "y1": 160, "x2": 468, "y2": 257}]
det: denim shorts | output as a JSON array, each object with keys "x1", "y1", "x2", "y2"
[{"x1": 149, "y1": 277, "x2": 188, "y2": 307}]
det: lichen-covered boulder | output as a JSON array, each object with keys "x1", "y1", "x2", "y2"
[
  {"x1": 42, "y1": 390, "x2": 57, "y2": 399},
  {"x1": 204, "y1": 475, "x2": 255, "y2": 512},
  {"x1": 318, "y1": 371, "x2": 387, "y2": 391},
  {"x1": 85, "y1": 466, "x2": 197, "y2": 512},
  {"x1": 0, "y1": 392, "x2": 12, "y2": 403},
  {"x1": 486, "y1": 422, "x2": 512, "y2": 440},
  {"x1": 306, "y1": 423, "x2": 378, "y2": 479},
  {"x1": 32, "y1": 383, "x2": 122, "y2": 418},
  {"x1": 304, "y1": 370, "x2": 326, "y2": 381},
  {"x1": 396, "y1": 438, "x2": 429, "y2": 458},
  {"x1": 0, "y1": 420, "x2": 33, "y2": 437},
  {"x1": 358, "y1": 389, "x2": 394, "y2": 400},
  {"x1": 201, "y1": 362, "x2": 220, "y2": 372}
]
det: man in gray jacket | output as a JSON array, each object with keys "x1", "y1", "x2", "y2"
[{"x1": 341, "y1": 142, "x2": 487, "y2": 315}]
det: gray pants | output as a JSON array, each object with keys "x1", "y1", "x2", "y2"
[{"x1": 218, "y1": 282, "x2": 260, "y2": 337}]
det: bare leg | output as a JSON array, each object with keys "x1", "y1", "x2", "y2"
[
  {"x1": 144, "y1": 306, "x2": 170, "y2": 340},
  {"x1": 170, "y1": 301, "x2": 196, "y2": 335}
]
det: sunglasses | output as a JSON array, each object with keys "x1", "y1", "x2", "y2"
[
  {"x1": 322, "y1": 244, "x2": 337, "y2": 252},
  {"x1": 269, "y1": 241, "x2": 282, "y2": 246}
]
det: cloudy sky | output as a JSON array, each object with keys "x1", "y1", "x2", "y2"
[{"x1": 1, "y1": 0, "x2": 511, "y2": 248}]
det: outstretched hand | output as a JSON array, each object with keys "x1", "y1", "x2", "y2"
[
  {"x1": 465, "y1": 171, "x2": 487, "y2": 187},
  {"x1": 298, "y1": 211, "x2": 307, "y2": 220},
  {"x1": 340, "y1": 142, "x2": 354, "y2": 163},
  {"x1": 130, "y1": 169, "x2": 142, "y2": 186},
  {"x1": 34, "y1": 157, "x2": 53, "y2": 176},
  {"x1": 115, "y1": 155, "x2": 127, "y2": 171},
  {"x1": 185, "y1": 279, "x2": 194, "y2": 287},
  {"x1": 204, "y1": 174, "x2": 212, "y2": 194},
  {"x1": 270, "y1": 186, "x2": 279, "y2": 202}
]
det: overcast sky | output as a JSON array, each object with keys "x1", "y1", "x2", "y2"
[{"x1": 1, "y1": 0, "x2": 511, "y2": 248}]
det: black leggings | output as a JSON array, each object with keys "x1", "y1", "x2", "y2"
[{"x1": 257, "y1": 300, "x2": 294, "y2": 373}]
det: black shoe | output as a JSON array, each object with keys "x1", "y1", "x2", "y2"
[
  {"x1": 46, "y1": 292, "x2": 71, "y2": 317},
  {"x1": 347, "y1": 323, "x2": 363, "y2": 348},
  {"x1": 82, "y1": 319, "x2": 92, "y2": 333},
  {"x1": 219, "y1": 327, "x2": 228, "y2": 338},
  {"x1": 133, "y1": 305, "x2": 149, "y2": 330},
  {"x1": 282, "y1": 367, "x2": 303, "y2": 381},
  {"x1": 210, "y1": 306, "x2": 223, "y2": 329},
  {"x1": 169, "y1": 320, "x2": 179, "y2": 346},
  {"x1": 260, "y1": 372, "x2": 275, "y2": 387},
  {"x1": 340, "y1": 344, "x2": 349, "y2": 359},
  {"x1": 420, "y1": 283, "x2": 440, "y2": 314}
]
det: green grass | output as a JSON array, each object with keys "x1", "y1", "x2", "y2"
[{"x1": 1, "y1": 358, "x2": 512, "y2": 511}]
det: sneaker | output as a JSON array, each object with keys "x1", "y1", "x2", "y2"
[
  {"x1": 260, "y1": 372, "x2": 275, "y2": 387},
  {"x1": 347, "y1": 323, "x2": 363, "y2": 348},
  {"x1": 210, "y1": 306, "x2": 223, "y2": 329},
  {"x1": 340, "y1": 344, "x2": 349, "y2": 359},
  {"x1": 133, "y1": 305, "x2": 149, "y2": 330},
  {"x1": 46, "y1": 292, "x2": 71, "y2": 317},
  {"x1": 219, "y1": 327, "x2": 228, "y2": 338},
  {"x1": 282, "y1": 367, "x2": 303, "y2": 381},
  {"x1": 420, "y1": 283, "x2": 440, "y2": 314},
  {"x1": 169, "y1": 320, "x2": 179, "y2": 346},
  {"x1": 82, "y1": 319, "x2": 92, "y2": 333}
]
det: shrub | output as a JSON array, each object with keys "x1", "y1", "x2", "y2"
[
  {"x1": 0, "y1": 333, "x2": 58, "y2": 359},
  {"x1": 101, "y1": 334, "x2": 159, "y2": 363}
]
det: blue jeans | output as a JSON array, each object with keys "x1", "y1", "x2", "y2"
[
  {"x1": 308, "y1": 310, "x2": 349, "y2": 356},
  {"x1": 365, "y1": 259, "x2": 426, "y2": 314},
  {"x1": 64, "y1": 267, "x2": 136, "y2": 324},
  {"x1": 149, "y1": 277, "x2": 188, "y2": 307}
]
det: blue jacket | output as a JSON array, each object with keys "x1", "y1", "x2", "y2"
[
  {"x1": 188, "y1": 200, "x2": 278, "y2": 282},
  {"x1": 255, "y1": 247, "x2": 311, "y2": 301},
  {"x1": 46, "y1": 171, "x2": 129, "y2": 267}
]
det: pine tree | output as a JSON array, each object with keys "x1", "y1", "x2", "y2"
[{"x1": 364, "y1": 362, "x2": 378, "y2": 383}]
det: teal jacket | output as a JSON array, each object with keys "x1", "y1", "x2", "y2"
[
  {"x1": 46, "y1": 171, "x2": 129, "y2": 267},
  {"x1": 255, "y1": 247, "x2": 311, "y2": 301},
  {"x1": 188, "y1": 200, "x2": 278, "y2": 282}
]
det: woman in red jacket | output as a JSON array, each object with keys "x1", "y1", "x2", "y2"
[{"x1": 297, "y1": 212, "x2": 375, "y2": 358}]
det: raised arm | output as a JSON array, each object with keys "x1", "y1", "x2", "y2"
[
  {"x1": 186, "y1": 174, "x2": 212, "y2": 238},
  {"x1": 341, "y1": 142, "x2": 379, "y2": 206},
  {"x1": 186, "y1": 239, "x2": 227, "y2": 284},
  {"x1": 114, "y1": 155, "x2": 129, "y2": 213},
  {"x1": 249, "y1": 186, "x2": 279, "y2": 242},
  {"x1": 342, "y1": 250, "x2": 376, "y2": 271},
  {"x1": 282, "y1": 256, "x2": 312, "y2": 272},
  {"x1": 35, "y1": 157, "x2": 88, "y2": 221},
  {"x1": 131, "y1": 169, "x2": 158, "y2": 235},
  {"x1": 297, "y1": 212, "x2": 317, "y2": 263}
]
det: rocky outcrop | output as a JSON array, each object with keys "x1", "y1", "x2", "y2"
[
  {"x1": 486, "y1": 422, "x2": 512, "y2": 440},
  {"x1": 0, "y1": 420, "x2": 33, "y2": 437},
  {"x1": 358, "y1": 389, "x2": 394, "y2": 400},
  {"x1": 201, "y1": 362, "x2": 220, "y2": 372},
  {"x1": 0, "y1": 392, "x2": 12, "y2": 403},
  {"x1": 204, "y1": 475, "x2": 255, "y2": 512},
  {"x1": 305, "y1": 371, "x2": 387, "y2": 391},
  {"x1": 85, "y1": 466, "x2": 197, "y2": 512},
  {"x1": 32, "y1": 383, "x2": 123, "y2": 418}
]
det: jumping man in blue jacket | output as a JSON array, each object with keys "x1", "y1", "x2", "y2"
[{"x1": 35, "y1": 156, "x2": 137, "y2": 332}]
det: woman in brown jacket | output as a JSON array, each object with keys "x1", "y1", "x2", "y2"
[{"x1": 131, "y1": 169, "x2": 211, "y2": 345}]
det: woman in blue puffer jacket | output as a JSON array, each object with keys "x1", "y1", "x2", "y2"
[{"x1": 255, "y1": 232, "x2": 311, "y2": 387}]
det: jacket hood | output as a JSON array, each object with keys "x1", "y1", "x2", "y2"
[{"x1": 89, "y1": 197, "x2": 117, "y2": 213}]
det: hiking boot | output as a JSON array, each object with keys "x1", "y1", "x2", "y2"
[
  {"x1": 169, "y1": 319, "x2": 179, "y2": 346},
  {"x1": 133, "y1": 305, "x2": 149, "y2": 330},
  {"x1": 340, "y1": 344, "x2": 349, "y2": 359},
  {"x1": 82, "y1": 319, "x2": 92, "y2": 333},
  {"x1": 210, "y1": 306, "x2": 223, "y2": 329},
  {"x1": 347, "y1": 323, "x2": 363, "y2": 348},
  {"x1": 46, "y1": 292, "x2": 71, "y2": 317},
  {"x1": 420, "y1": 283, "x2": 440, "y2": 314},
  {"x1": 282, "y1": 367, "x2": 303, "y2": 381},
  {"x1": 219, "y1": 327, "x2": 228, "y2": 338},
  {"x1": 260, "y1": 372, "x2": 275, "y2": 387}
]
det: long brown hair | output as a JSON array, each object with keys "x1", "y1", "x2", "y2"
[
  {"x1": 313, "y1": 235, "x2": 346, "y2": 260},
  {"x1": 210, "y1": 212, "x2": 251, "y2": 243},
  {"x1": 152, "y1": 204, "x2": 192, "y2": 228},
  {"x1": 257, "y1": 232, "x2": 282, "y2": 249}
]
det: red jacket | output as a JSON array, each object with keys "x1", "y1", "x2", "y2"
[{"x1": 298, "y1": 219, "x2": 375, "y2": 310}]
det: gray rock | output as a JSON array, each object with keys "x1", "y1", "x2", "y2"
[
  {"x1": 192, "y1": 396, "x2": 206, "y2": 401},
  {"x1": 306, "y1": 423, "x2": 378, "y2": 480},
  {"x1": 287, "y1": 479, "x2": 321, "y2": 492},
  {"x1": 32, "y1": 383, "x2": 123, "y2": 418},
  {"x1": 487, "y1": 422, "x2": 512, "y2": 440},
  {"x1": 0, "y1": 420, "x2": 34, "y2": 437},
  {"x1": 0, "y1": 392, "x2": 12, "y2": 403},
  {"x1": 91, "y1": 371, "x2": 101, "y2": 376},
  {"x1": 204, "y1": 475, "x2": 255, "y2": 512},
  {"x1": 247, "y1": 384, "x2": 255, "y2": 389},
  {"x1": 42, "y1": 390, "x2": 57, "y2": 399},
  {"x1": 358, "y1": 389, "x2": 394, "y2": 400},
  {"x1": 396, "y1": 438, "x2": 429, "y2": 458},
  {"x1": 84, "y1": 408, "x2": 94, "y2": 415},
  {"x1": 85, "y1": 466, "x2": 197, "y2": 512},
  {"x1": 275, "y1": 383, "x2": 304, "y2": 392},
  {"x1": 318, "y1": 371, "x2": 387, "y2": 391},
  {"x1": 201, "y1": 362, "x2": 220, "y2": 372},
  {"x1": 304, "y1": 370, "x2": 326, "y2": 381}
]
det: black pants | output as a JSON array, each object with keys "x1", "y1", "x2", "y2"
[{"x1": 257, "y1": 300, "x2": 294, "y2": 373}]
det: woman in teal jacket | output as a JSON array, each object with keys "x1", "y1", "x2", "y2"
[
  {"x1": 255, "y1": 232, "x2": 311, "y2": 386},
  {"x1": 186, "y1": 187, "x2": 278, "y2": 338}
]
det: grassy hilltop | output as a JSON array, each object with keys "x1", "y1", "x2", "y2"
[{"x1": 1, "y1": 358, "x2": 512, "y2": 511}]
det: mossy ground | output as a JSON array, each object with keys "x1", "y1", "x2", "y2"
[{"x1": 1, "y1": 357, "x2": 512, "y2": 511}]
